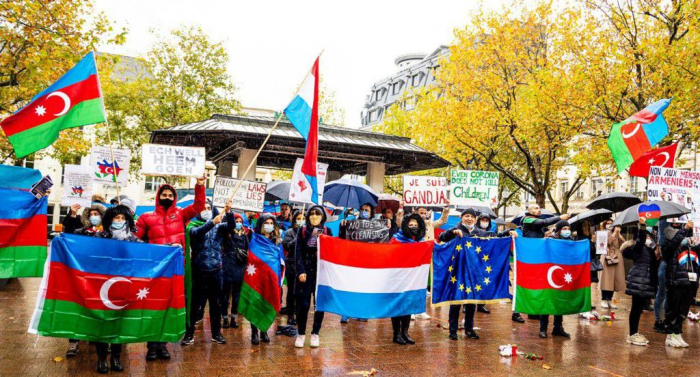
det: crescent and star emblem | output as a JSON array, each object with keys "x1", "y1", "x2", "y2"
[
  {"x1": 621, "y1": 123, "x2": 641, "y2": 139},
  {"x1": 546, "y1": 266, "x2": 564, "y2": 289},
  {"x1": 99, "y1": 277, "x2": 131, "y2": 310},
  {"x1": 46, "y1": 91, "x2": 71, "y2": 116}
]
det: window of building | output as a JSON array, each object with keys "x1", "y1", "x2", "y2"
[
  {"x1": 391, "y1": 81, "x2": 403, "y2": 95},
  {"x1": 375, "y1": 88, "x2": 385, "y2": 102},
  {"x1": 411, "y1": 73, "x2": 423, "y2": 87},
  {"x1": 15, "y1": 158, "x2": 35, "y2": 169},
  {"x1": 560, "y1": 181, "x2": 569, "y2": 200},
  {"x1": 144, "y1": 176, "x2": 166, "y2": 192},
  {"x1": 369, "y1": 109, "x2": 380, "y2": 123}
]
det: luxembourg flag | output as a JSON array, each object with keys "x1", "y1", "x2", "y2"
[
  {"x1": 316, "y1": 235, "x2": 433, "y2": 318},
  {"x1": 284, "y1": 57, "x2": 321, "y2": 204},
  {"x1": 678, "y1": 250, "x2": 698, "y2": 266}
]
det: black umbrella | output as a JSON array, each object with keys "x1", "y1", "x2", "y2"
[
  {"x1": 586, "y1": 192, "x2": 642, "y2": 212},
  {"x1": 611, "y1": 201, "x2": 690, "y2": 227},
  {"x1": 509, "y1": 209, "x2": 556, "y2": 226},
  {"x1": 265, "y1": 181, "x2": 290, "y2": 201},
  {"x1": 456, "y1": 205, "x2": 498, "y2": 219},
  {"x1": 569, "y1": 209, "x2": 613, "y2": 226}
]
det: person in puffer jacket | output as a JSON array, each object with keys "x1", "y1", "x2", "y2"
[
  {"x1": 281, "y1": 210, "x2": 305, "y2": 325},
  {"x1": 221, "y1": 212, "x2": 250, "y2": 330},
  {"x1": 622, "y1": 217, "x2": 659, "y2": 347},
  {"x1": 661, "y1": 219, "x2": 698, "y2": 348},
  {"x1": 134, "y1": 175, "x2": 206, "y2": 361}
]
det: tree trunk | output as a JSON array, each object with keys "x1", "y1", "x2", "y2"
[{"x1": 535, "y1": 191, "x2": 546, "y2": 208}]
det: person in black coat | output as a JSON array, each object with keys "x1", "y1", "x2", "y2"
[
  {"x1": 521, "y1": 204, "x2": 569, "y2": 238},
  {"x1": 382, "y1": 207, "x2": 400, "y2": 237},
  {"x1": 539, "y1": 220, "x2": 573, "y2": 339},
  {"x1": 661, "y1": 219, "x2": 698, "y2": 347},
  {"x1": 220, "y1": 213, "x2": 250, "y2": 330},
  {"x1": 281, "y1": 210, "x2": 305, "y2": 325},
  {"x1": 295, "y1": 205, "x2": 333, "y2": 348},
  {"x1": 622, "y1": 217, "x2": 659, "y2": 347}
]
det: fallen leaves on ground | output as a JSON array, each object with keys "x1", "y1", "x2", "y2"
[{"x1": 347, "y1": 368, "x2": 377, "y2": 376}]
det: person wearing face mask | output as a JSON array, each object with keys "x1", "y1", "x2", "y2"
[
  {"x1": 599, "y1": 219, "x2": 626, "y2": 310},
  {"x1": 281, "y1": 210, "x2": 305, "y2": 325},
  {"x1": 220, "y1": 212, "x2": 250, "y2": 329},
  {"x1": 388, "y1": 213, "x2": 427, "y2": 345},
  {"x1": 295, "y1": 206, "x2": 333, "y2": 348},
  {"x1": 439, "y1": 208, "x2": 517, "y2": 340},
  {"x1": 134, "y1": 175, "x2": 206, "y2": 362},
  {"x1": 538, "y1": 221, "x2": 575, "y2": 339},
  {"x1": 622, "y1": 217, "x2": 659, "y2": 347},
  {"x1": 474, "y1": 214, "x2": 515, "y2": 315},
  {"x1": 660, "y1": 219, "x2": 698, "y2": 348},
  {"x1": 186, "y1": 200, "x2": 219, "y2": 324},
  {"x1": 94, "y1": 205, "x2": 142, "y2": 373}
]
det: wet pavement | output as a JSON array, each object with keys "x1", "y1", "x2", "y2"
[{"x1": 1, "y1": 278, "x2": 700, "y2": 376}]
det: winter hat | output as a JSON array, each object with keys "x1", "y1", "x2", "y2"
[
  {"x1": 461, "y1": 208, "x2": 478, "y2": 218},
  {"x1": 119, "y1": 197, "x2": 137, "y2": 216},
  {"x1": 555, "y1": 220, "x2": 570, "y2": 233}
]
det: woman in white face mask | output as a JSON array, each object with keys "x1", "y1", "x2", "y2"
[
  {"x1": 281, "y1": 210, "x2": 305, "y2": 325},
  {"x1": 248, "y1": 214, "x2": 282, "y2": 346}
]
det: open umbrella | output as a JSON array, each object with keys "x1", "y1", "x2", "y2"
[
  {"x1": 456, "y1": 205, "x2": 498, "y2": 219},
  {"x1": 375, "y1": 193, "x2": 401, "y2": 213},
  {"x1": 323, "y1": 178, "x2": 378, "y2": 209},
  {"x1": 509, "y1": 209, "x2": 556, "y2": 226},
  {"x1": 586, "y1": 192, "x2": 642, "y2": 212},
  {"x1": 569, "y1": 209, "x2": 613, "y2": 226},
  {"x1": 611, "y1": 201, "x2": 690, "y2": 227},
  {"x1": 265, "y1": 180, "x2": 291, "y2": 201}
]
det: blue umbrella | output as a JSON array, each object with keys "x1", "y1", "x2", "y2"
[
  {"x1": 323, "y1": 178, "x2": 378, "y2": 209},
  {"x1": 509, "y1": 209, "x2": 556, "y2": 226}
]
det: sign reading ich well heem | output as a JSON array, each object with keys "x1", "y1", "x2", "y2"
[
  {"x1": 212, "y1": 176, "x2": 267, "y2": 213},
  {"x1": 141, "y1": 144, "x2": 206, "y2": 177}
]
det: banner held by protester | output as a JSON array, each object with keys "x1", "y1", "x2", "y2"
[
  {"x1": 141, "y1": 144, "x2": 206, "y2": 177},
  {"x1": 212, "y1": 176, "x2": 266, "y2": 212},
  {"x1": 403, "y1": 175, "x2": 448, "y2": 207}
]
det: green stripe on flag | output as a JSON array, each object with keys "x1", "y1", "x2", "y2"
[
  {"x1": 238, "y1": 283, "x2": 277, "y2": 331},
  {"x1": 0, "y1": 245, "x2": 46, "y2": 278},
  {"x1": 8, "y1": 98, "x2": 105, "y2": 158},
  {"x1": 607, "y1": 120, "x2": 634, "y2": 173},
  {"x1": 515, "y1": 286, "x2": 591, "y2": 315},
  {"x1": 36, "y1": 299, "x2": 185, "y2": 343}
]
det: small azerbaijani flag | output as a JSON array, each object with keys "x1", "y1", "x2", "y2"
[
  {"x1": 284, "y1": 57, "x2": 321, "y2": 204},
  {"x1": 678, "y1": 250, "x2": 698, "y2": 266},
  {"x1": 0, "y1": 52, "x2": 106, "y2": 158}
]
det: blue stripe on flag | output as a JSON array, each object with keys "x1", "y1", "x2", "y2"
[
  {"x1": 0, "y1": 189, "x2": 48, "y2": 218},
  {"x1": 50, "y1": 233, "x2": 184, "y2": 278},
  {"x1": 306, "y1": 174, "x2": 319, "y2": 204},
  {"x1": 284, "y1": 95, "x2": 311, "y2": 139},
  {"x1": 0, "y1": 165, "x2": 43, "y2": 190},
  {"x1": 316, "y1": 285, "x2": 426, "y2": 318},
  {"x1": 29, "y1": 52, "x2": 98, "y2": 104},
  {"x1": 515, "y1": 237, "x2": 590, "y2": 265},
  {"x1": 250, "y1": 233, "x2": 283, "y2": 279}
]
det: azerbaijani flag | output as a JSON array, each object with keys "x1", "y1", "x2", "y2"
[
  {"x1": 28, "y1": 234, "x2": 185, "y2": 343},
  {"x1": 0, "y1": 165, "x2": 48, "y2": 278},
  {"x1": 284, "y1": 57, "x2": 321, "y2": 204},
  {"x1": 0, "y1": 52, "x2": 106, "y2": 158},
  {"x1": 514, "y1": 237, "x2": 591, "y2": 315},
  {"x1": 238, "y1": 233, "x2": 285, "y2": 331},
  {"x1": 607, "y1": 99, "x2": 671, "y2": 173}
]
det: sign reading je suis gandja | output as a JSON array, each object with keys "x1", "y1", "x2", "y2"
[{"x1": 402, "y1": 175, "x2": 448, "y2": 207}]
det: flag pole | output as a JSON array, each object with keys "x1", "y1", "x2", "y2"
[
  {"x1": 92, "y1": 52, "x2": 121, "y2": 205},
  {"x1": 227, "y1": 50, "x2": 324, "y2": 203}
]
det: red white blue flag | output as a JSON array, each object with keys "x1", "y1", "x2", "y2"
[{"x1": 284, "y1": 57, "x2": 321, "y2": 204}]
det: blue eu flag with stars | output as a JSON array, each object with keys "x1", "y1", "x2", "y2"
[{"x1": 432, "y1": 236, "x2": 512, "y2": 306}]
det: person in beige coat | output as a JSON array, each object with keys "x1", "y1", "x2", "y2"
[{"x1": 600, "y1": 219, "x2": 626, "y2": 309}]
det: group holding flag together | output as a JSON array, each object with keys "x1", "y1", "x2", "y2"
[{"x1": 1, "y1": 50, "x2": 699, "y2": 373}]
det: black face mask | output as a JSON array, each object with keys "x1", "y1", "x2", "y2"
[
  {"x1": 160, "y1": 198, "x2": 174, "y2": 209},
  {"x1": 408, "y1": 226, "x2": 419, "y2": 235}
]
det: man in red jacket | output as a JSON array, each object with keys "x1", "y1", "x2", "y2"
[{"x1": 135, "y1": 174, "x2": 207, "y2": 361}]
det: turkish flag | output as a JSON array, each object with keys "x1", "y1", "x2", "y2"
[{"x1": 628, "y1": 142, "x2": 678, "y2": 178}]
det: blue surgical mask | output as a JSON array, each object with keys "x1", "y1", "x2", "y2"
[
  {"x1": 263, "y1": 224, "x2": 274, "y2": 233},
  {"x1": 681, "y1": 238, "x2": 690, "y2": 247},
  {"x1": 646, "y1": 226, "x2": 653, "y2": 234},
  {"x1": 89, "y1": 215, "x2": 101, "y2": 226},
  {"x1": 360, "y1": 211, "x2": 370, "y2": 219},
  {"x1": 235, "y1": 222, "x2": 243, "y2": 230},
  {"x1": 561, "y1": 230, "x2": 571, "y2": 238},
  {"x1": 111, "y1": 221, "x2": 126, "y2": 230},
  {"x1": 200, "y1": 210, "x2": 212, "y2": 221}
]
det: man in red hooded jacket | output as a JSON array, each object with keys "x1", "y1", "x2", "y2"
[{"x1": 135, "y1": 174, "x2": 206, "y2": 361}]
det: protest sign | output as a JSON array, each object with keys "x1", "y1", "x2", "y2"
[
  {"x1": 449, "y1": 170, "x2": 499, "y2": 207},
  {"x1": 90, "y1": 146, "x2": 131, "y2": 186},
  {"x1": 343, "y1": 219, "x2": 390, "y2": 243},
  {"x1": 289, "y1": 158, "x2": 329, "y2": 204},
  {"x1": 141, "y1": 144, "x2": 206, "y2": 177},
  {"x1": 212, "y1": 176, "x2": 267, "y2": 212},
  {"x1": 648, "y1": 166, "x2": 700, "y2": 240},
  {"x1": 595, "y1": 231, "x2": 608, "y2": 255},
  {"x1": 61, "y1": 165, "x2": 93, "y2": 208},
  {"x1": 403, "y1": 175, "x2": 448, "y2": 207}
]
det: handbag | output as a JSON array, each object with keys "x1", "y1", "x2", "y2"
[
  {"x1": 590, "y1": 257, "x2": 604, "y2": 272},
  {"x1": 605, "y1": 254, "x2": 619, "y2": 265}
]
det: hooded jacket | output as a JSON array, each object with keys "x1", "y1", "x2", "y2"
[
  {"x1": 62, "y1": 203, "x2": 107, "y2": 235},
  {"x1": 295, "y1": 205, "x2": 332, "y2": 278},
  {"x1": 98, "y1": 205, "x2": 141, "y2": 242},
  {"x1": 282, "y1": 210, "x2": 304, "y2": 264},
  {"x1": 522, "y1": 213, "x2": 561, "y2": 239},
  {"x1": 661, "y1": 226, "x2": 700, "y2": 287},
  {"x1": 624, "y1": 225, "x2": 659, "y2": 298},
  {"x1": 135, "y1": 183, "x2": 205, "y2": 246},
  {"x1": 476, "y1": 214, "x2": 512, "y2": 238},
  {"x1": 391, "y1": 213, "x2": 426, "y2": 243}
]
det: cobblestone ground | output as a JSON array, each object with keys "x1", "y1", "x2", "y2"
[{"x1": 2, "y1": 278, "x2": 700, "y2": 376}]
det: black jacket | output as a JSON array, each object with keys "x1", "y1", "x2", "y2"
[
  {"x1": 624, "y1": 225, "x2": 659, "y2": 298},
  {"x1": 61, "y1": 215, "x2": 84, "y2": 234},
  {"x1": 522, "y1": 214, "x2": 560, "y2": 239},
  {"x1": 295, "y1": 205, "x2": 333, "y2": 279},
  {"x1": 477, "y1": 216, "x2": 512, "y2": 238},
  {"x1": 661, "y1": 227, "x2": 700, "y2": 287},
  {"x1": 438, "y1": 223, "x2": 490, "y2": 243}
]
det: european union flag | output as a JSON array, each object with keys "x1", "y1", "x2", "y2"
[{"x1": 432, "y1": 236, "x2": 512, "y2": 306}]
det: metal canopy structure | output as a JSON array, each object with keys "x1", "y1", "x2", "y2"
[{"x1": 149, "y1": 114, "x2": 450, "y2": 175}]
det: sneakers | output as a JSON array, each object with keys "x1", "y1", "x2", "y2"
[
  {"x1": 626, "y1": 333, "x2": 649, "y2": 346},
  {"x1": 676, "y1": 334, "x2": 690, "y2": 348},
  {"x1": 310, "y1": 334, "x2": 320, "y2": 348},
  {"x1": 416, "y1": 312, "x2": 431, "y2": 320},
  {"x1": 212, "y1": 334, "x2": 227, "y2": 344},
  {"x1": 666, "y1": 334, "x2": 684, "y2": 348},
  {"x1": 600, "y1": 301, "x2": 609, "y2": 309},
  {"x1": 411, "y1": 314, "x2": 416, "y2": 320},
  {"x1": 66, "y1": 341, "x2": 79, "y2": 357},
  {"x1": 295, "y1": 335, "x2": 306, "y2": 348},
  {"x1": 340, "y1": 316, "x2": 349, "y2": 324},
  {"x1": 180, "y1": 333, "x2": 194, "y2": 345},
  {"x1": 609, "y1": 301, "x2": 618, "y2": 309}
]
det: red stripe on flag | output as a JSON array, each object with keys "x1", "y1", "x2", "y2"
[
  {"x1": 1, "y1": 74, "x2": 101, "y2": 137},
  {"x1": 301, "y1": 57, "x2": 320, "y2": 176},
  {"x1": 319, "y1": 235, "x2": 433, "y2": 268},
  {"x1": 620, "y1": 121, "x2": 652, "y2": 161},
  {"x1": 516, "y1": 262, "x2": 590, "y2": 291},
  {"x1": 0, "y1": 215, "x2": 47, "y2": 247},
  {"x1": 45, "y1": 262, "x2": 185, "y2": 311},
  {"x1": 243, "y1": 252, "x2": 281, "y2": 312}
]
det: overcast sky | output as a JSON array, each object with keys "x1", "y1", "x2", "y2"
[{"x1": 94, "y1": 0, "x2": 507, "y2": 127}]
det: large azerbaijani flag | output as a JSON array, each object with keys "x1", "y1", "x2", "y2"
[
  {"x1": 607, "y1": 99, "x2": 671, "y2": 173},
  {"x1": 28, "y1": 234, "x2": 186, "y2": 343},
  {"x1": 514, "y1": 237, "x2": 591, "y2": 315},
  {"x1": 0, "y1": 52, "x2": 106, "y2": 158},
  {"x1": 238, "y1": 233, "x2": 285, "y2": 332},
  {"x1": 0, "y1": 165, "x2": 48, "y2": 278},
  {"x1": 284, "y1": 57, "x2": 321, "y2": 204}
]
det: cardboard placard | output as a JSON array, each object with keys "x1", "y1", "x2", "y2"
[
  {"x1": 344, "y1": 219, "x2": 390, "y2": 243},
  {"x1": 61, "y1": 164, "x2": 93, "y2": 208},
  {"x1": 595, "y1": 230, "x2": 608, "y2": 255},
  {"x1": 90, "y1": 146, "x2": 131, "y2": 186},
  {"x1": 212, "y1": 176, "x2": 267, "y2": 212},
  {"x1": 648, "y1": 166, "x2": 700, "y2": 242},
  {"x1": 402, "y1": 175, "x2": 448, "y2": 207},
  {"x1": 141, "y1": 144, "x2": 206, "y2": 177},
  {"x1": 449, "y1": 170, "x2": 499, "y2": 207},
  {"x1": 289, "y1": 158, "x2": 329, "y2": 204}
]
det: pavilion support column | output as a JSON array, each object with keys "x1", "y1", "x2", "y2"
[
  {"x1": 237, "y1": 148, "x2": 257, "y2": 181},
  {"x1": 366, "y1": 162, "x2": 385, "y2": 193},
  {"x1": 217, "y1": 160, "x2": 234, "y2": 177},
  {"x1": 326, "y1": 171, "x2": 342, "y2": 182}
]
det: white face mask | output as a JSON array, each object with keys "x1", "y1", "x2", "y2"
[
  {"x1": 480, "y1": 221, "x2": 490, "y2": 229},
  {"x1": 561, "y1": 230, "x2": 571, "y2": 238},
  {"x1": 645, "y1": 239, "x2": 654, "y2": 247},
  {"x1": 263, "y1": 224, "x2": 274, "y2": 234},
  {"x1": 200, "y1": 210, "x2": 212, "y2": 221}
]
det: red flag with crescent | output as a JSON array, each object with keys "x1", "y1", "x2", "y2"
[{"x1": 628, "y1": 142, "x2": 679, "y2": 178}]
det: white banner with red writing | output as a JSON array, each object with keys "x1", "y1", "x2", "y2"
[{"x1": 402, "y1": 175, "x2": 448, "y2": 207}]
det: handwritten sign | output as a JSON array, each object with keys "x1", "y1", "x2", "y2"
[
  {"x1": 90, "y1": 146, "x2": 131, "y2": 186},
  {"x1": 648, "y1": 166, "x2": 700, "y2": 241},
  {"x1": 449, "y1": 170, "x2": 499, "y2": 207},
  {"x1": 595, "y1": 231, "x2": 608, "y2": 255},
  {"x1": 212, "y1": 176, "x2": 267, "y2": 212},
  {"x1": 61, "y1": 164, "x2": 93, "y2": 208},
  {"x1": 141, "y1": 144, "x2": 206, "y2": 177},
  {"x1": 402, "y1": 175, "x2": 448, "y2": 207},
  {"x1": 344, "y1": 219, "x2": 390, "y2": 243}
]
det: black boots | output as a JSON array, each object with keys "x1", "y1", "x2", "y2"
[
  {"x1": 251, "y1": 327, "x2": 260, "y2": 345},
  {"x1": 512, "y1": 313, "x2": 525, "y2": 323},
  {"x1": 231, "y1": 317, "x2": 239, "y2": 328},
  {"x1": 393, "y1": 331, "x2": 407, "y2": 345},
  {"x1": 465, "y1": 330, "x2": 479, "y2": 339},
  {"x1": 146, "y1": 347, "x2": 157, "y2": 361},
  {"x1": 401, "y1": 321, "x2": 415, "y2": 344},
  {"x1": 97, "y1": 357, "x2": 109, "y2": 374},
  {"x1": 222, "y1": 317, "x2": 230, "y2": 329},
  {"x1": 261, "y1": 331, "x2": 270, "y2": 343},
  {"x1": 552, "y1": 327, "x2": 571, "y2": 338},
  {"x1": 156, "y1": 346, "x2": 171, "y2": 359},
  {"x1": 111, "y1": 355, "x2": 123, "y2": 372}
]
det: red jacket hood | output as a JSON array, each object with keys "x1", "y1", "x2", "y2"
[{"x1": 155, "y1": 183, "x2": 178, "y2": 215}]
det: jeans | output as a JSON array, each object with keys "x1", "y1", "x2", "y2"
[
  {"x1": 449, "y1": 304, "x2": 475, "y2": 333},
  {"x1": 186, "y1": 270, "x2": 223, "y2": 336},
  {"x1": 285, "y1": 268, "x2": 296, "y2": 320},
  {"x1": 654, "y1": 260, "x2": 668, "y2": 321}
]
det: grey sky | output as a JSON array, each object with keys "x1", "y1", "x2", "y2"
[{"x1": 94, "y1": 0, "x2": 506, "y2": 127}]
